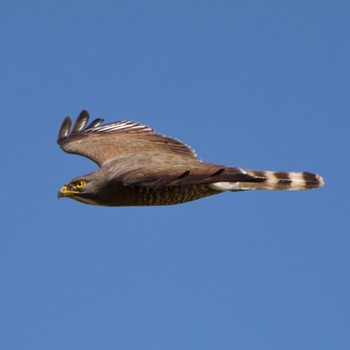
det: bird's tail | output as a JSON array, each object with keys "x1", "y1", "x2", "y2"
[{"x1": 209, "y1": 169, "x2": 324, "y2": 191}]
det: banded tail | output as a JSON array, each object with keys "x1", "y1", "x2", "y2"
[{"x1": 209, "y1": 170, "x2": 324, "y2": 192}]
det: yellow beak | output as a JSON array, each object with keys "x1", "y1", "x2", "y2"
[{"x1": 57, "y1": 185, "x2": 79, "y2": 198}]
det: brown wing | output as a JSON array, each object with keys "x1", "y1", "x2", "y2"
[
  {"x1": 57, "y1": 110, "x2": 200, "y2": 167},
  {"x1": 121, "y1": 164, "x2": 267, "y2": 188},
  {"x1": 121, "y1": 165, "x2": 323, "y2": 190}
]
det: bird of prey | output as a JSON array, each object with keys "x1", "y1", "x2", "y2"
[{"x1": 57, "y1": 110, "x2": 324, "y2": 206}]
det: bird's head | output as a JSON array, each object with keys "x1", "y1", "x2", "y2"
[{"x1": 57, "y1": 175, "x2": 101, "y2": 205}]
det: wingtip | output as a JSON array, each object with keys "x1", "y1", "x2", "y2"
[
  {"x1": 57, "y1": 116, "x2": 72, "y2": 145},
  {"x1": 79, "y1": 110, "x2": 90, "y2": 118},
  {"x1": 72, "y1": 110, "x2": 90, "y2": 134},
  {"x1": 86, "y1": 118, "x2": 105, "y2": 129}
]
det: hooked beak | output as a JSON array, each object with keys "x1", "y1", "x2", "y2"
[{"x1": 57, "y1": 185, "x2": 79, "y2": 199}]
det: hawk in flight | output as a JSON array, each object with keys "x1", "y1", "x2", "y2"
[{"x1": 57, "y1": 110, "x2": 324, "y2": 206}]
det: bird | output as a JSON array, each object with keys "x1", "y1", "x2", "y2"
[{"x1": 57, "y1": 110, "x2": 324, "y2": 206}]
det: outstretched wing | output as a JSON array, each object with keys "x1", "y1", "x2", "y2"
[{"x1": 57, "y1": 110, "x2": 200, "y2": 167}]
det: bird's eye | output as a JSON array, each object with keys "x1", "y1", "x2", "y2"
[{"x1": 76, "y1": 181, "x2": 86, "y2": 189}]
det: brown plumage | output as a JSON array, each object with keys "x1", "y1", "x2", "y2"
[{"x1": 57, "y1": 110, "x2": 324, "y2": 206}]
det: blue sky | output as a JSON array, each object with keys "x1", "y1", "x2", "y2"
[{"x1": 1, "y1": 1, "x2": 349, "y2": 349}]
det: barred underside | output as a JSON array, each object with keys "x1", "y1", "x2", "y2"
[{"x1": 209, "y1": 170, "x2": 324, "y2": 191}]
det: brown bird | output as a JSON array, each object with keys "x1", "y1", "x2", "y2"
[{"x1": 57, "y1": 110, "x2": 324, "y2": 206}]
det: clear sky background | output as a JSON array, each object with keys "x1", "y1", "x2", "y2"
[{"x1": 1, "y1": 1, "x2": 349, "y2": 349}]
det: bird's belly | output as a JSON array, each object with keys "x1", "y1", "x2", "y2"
[
  {"x1": 98, "y1": 183, "x2": 219, "y2": 206},
  {"x1": 132, "y1": 185, "x2": 219, "y2": 206}
]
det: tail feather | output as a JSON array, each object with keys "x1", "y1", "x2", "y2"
[{"x1": 209, "y1": 170, "x2": 324, "y2": 191}]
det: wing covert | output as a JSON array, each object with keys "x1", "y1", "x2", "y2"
[{"x1": 121, "y1": 164, "x2": 265, "y2": 188}]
